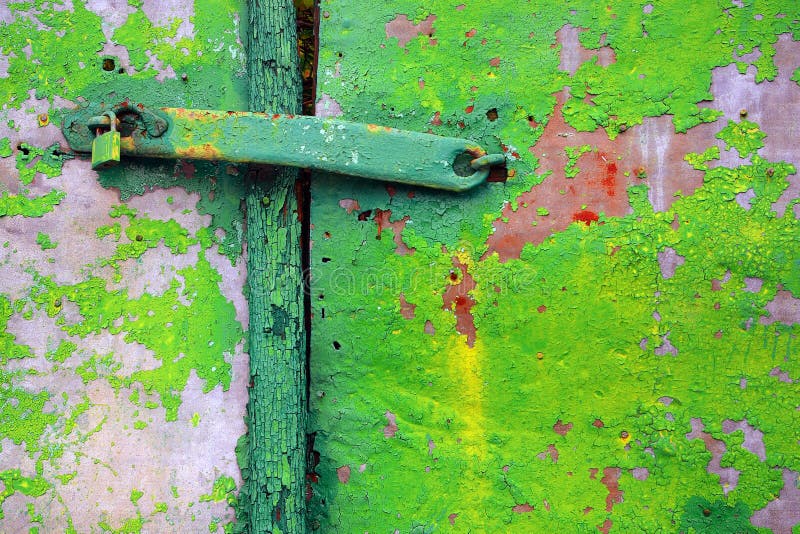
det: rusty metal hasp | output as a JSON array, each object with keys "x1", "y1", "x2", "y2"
[{"x1": 62, "y1": 102, "x2": 505, "y2": 191}]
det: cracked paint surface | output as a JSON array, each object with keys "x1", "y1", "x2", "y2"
[
  {"x1": 1, "y1": 1, "x2": 248, "y2": 532},
  {"x1": 310, "y1": 0, "x2": 800, "y2": 532}
]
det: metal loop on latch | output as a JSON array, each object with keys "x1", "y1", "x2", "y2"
[{"x1": 470, "y1": 153, "x2": 506, "y2": 170}]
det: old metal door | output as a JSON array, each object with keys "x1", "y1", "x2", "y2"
[
  {"x1": 0, "y1": 2, "x2": 250, "y2": 531},
  {"x1": 306, "y1": 1, "x2": 800, "y2": 532}
]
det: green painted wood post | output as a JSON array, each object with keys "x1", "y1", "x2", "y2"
[{"x1": 237, "y1": 1, "x2": 307, "y2": 532}]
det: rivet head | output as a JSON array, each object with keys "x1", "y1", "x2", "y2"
[
  {"x1": 135, "y1": 234, "x2": 143, "y2": 242},
  {"x1": 766, "y1": 167, "x2": 775, "y2": 177},
  {"x1": 536, "y1": 352, "x2": 544, "y2": 360},
  {"x1": 702, "y1": 508, "x2": 711, "y2": 517}
]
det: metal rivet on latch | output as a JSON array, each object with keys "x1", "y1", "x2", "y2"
[{"x1": 91, "y1": 111, "x2": 120, "y2": 170}]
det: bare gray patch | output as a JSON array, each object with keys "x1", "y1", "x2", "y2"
[
  {"x1": 769, "y1": 366, "x2": 794, "y2": 384},
  {"x1": 654, "y1": 331, "x2": 678, "y2": 356},
  {"x1": 703, "y1": 34, "x2": 800, "y2": 217},
  {"x1": 141, "y1": 0, "x2": 196, "y2": 43},
  {"x1": 0, "y1": 49, "x2": 13, "y2": 78},
  {"x1": 722, "y1": 418, "x2": 767, "y2": 461},
  {"x1": 642, "y1": 4, "x2": 654, "y2": 14},
  {"x1": 735, "y1": 188, "x2": 756, "y2": 210},
  {"x1": 316, "y1": 93, "x2": 344, "y2": 118},
  {"x1": 84, "y1": 0, "x2": 137, "y2": 39},
  {"x1": 743, "y1": 276, "x2": 763, "y2": 293},
  {"x1": 751, "y1": 469, "x2": 800, "y2": 533},
  {"x1": 760, "y1": 290, "x2": 800, "y2": 326},
  {"x1": 631, "y1": 467, "x2": 649, "y2": 480},
  {"x1": 657, "y1": 396, "x2": 673, "y2": 406},
  {"x1": 686, "y1": 418, "x2": 740, "y2": 495},
  {"x1": 657, "y1": 247, "x2": 685, "y2": 279}
]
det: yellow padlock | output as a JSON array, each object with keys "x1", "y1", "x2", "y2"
[{"x1": 91, "y1": 111, "x2": 120, "y2": 170}]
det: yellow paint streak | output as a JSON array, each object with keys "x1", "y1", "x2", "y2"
[
  {"x1": 446, "y1": 336, "x2": 486, "y2": 461},
  {"x1": 444, "y1": 336, "x2": 492, "y2": 525}
]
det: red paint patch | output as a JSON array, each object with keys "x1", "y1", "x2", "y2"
[
  {"x1": 448, "y1": 513, "x2": 458, "y2": 525},
  {"x1": 373, "y1": 208, "x2": 415, "y2": 255},
  {"x1": 465, "y1": 28, "x2": 476, "y2": 38},
  {"x1": 441, "y1": 257, "x2": 477, "y2": 346},
  {"x1": 383, "y1": 410, "x2": 398, "y2": 438},
  {"x1": 338, "y1": 198, "x2": 360, "y2": 214},
  {"x1": 553, "y1": 420, "x2": 573, "y2": 436},
  {"x1": 465, "y1": 105, "x2": 474, "y2": 114},
  {"x1": 573, "y1": 210, "x2": 599, "y2": 225},
  {"x1": 593, "y1": 418, "x2": 604, "y2": 428},
  {"x1": 597, "y1": 518, "x2": 613, "y2": 534},
  {"x1": 537, "y1": 305, "x2": 547, "y2": 313},
  {"x1": 399, "y1": 293, "x2": 416, "y2": 319},
  {"x1": 424, "y1": 320, "x2": 435, "y2": 335},
  {"x1": 431, "y1": 111, "x2": 443, "y2": 126},
  {"x1": 336, "y1": 465, "x2": 351, "y2": 484},
  {"x1": 489, "y1": 57, "x2": 501, "y2": 67},
  {"x1": 537, "y1": 444, "x2": 559, "y2": 463},
  {"x1": 512, "y1": 503, "x2": 534, "y2": 513},
  {"x1": 601, "y1": 467, "x2": 623, "y2": 511},
  {"x1": 385, "y1": 14, "x2": 436, "y2": 48},
  {"x1": 175, "y1": 160, "x2": 195, "y2": 179}
]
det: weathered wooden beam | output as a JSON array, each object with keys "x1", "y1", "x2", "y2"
[{"x1": 237, "y1": 1, "x2": 307, "y2": 532}]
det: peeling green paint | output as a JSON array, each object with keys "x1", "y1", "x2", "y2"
[
  {"x1": 0, "y1": 470, "x2": 50, "y2": 520},
  {"x1": 0, "y1": 190, "x2": 66, "y2": 218},
  {"x1": 309, "y1": 0, "x2": 800, "y2": 531}
]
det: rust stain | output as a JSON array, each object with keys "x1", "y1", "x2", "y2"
[
  {"x1": 600, "y1": 467, "x2": 623, "y2": 511},
  {"x1": 385, "y1": 14, "x2": 436, "y2": 48},
  {"x1": 373, "y1": 208, "x2": 414, "y2": 255},
  {"x1": 442, "y1": 256, "x2": 476, "y2": 346},
  {"x1": 175, "y1": 143, "x2": 224, "y2": 160},
  {"x1": 398, "y1": 293, "x2": 416, "y2": 319},
  {"x1": 485, "y1": 87, "x2": 711, "y2": 262},
  {"x1": 553, "y1": 420, "x2": 573, "y2": 436}
]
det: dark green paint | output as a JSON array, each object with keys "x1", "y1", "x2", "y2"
[
  {"x1": 62, "y1": 105, "x2": 499, "y2": 191},
  {"x1": 235, "y1": 1, "x2": 307, "y2": 533}
]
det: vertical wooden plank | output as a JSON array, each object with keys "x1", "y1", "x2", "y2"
[{"x1": 239, "y1": 1, "x2": 307, "y2": 532}]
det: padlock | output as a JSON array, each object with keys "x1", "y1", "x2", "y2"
[{"x1": 91, "y1": 111, "x2": 120, "y2": 170}]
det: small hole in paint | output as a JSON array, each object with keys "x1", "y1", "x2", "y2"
[
  {"x1": 337, "y1": 52, "x2": 343, "y2": 58},
  {"x1": 318, "y1": 294, "x2": 324, "y2": 300},
  {"x1": 321, "y1": 257, "x2": 331, "y2": 263},
  {"x1": 117, "y1": 67, "x2": 125, "y2": 74},
  {"x1": 16, "y1": 144, "x2": 29, "y2": 155},
  {"x1": 102, "y1": 58, "x2": 115, "y2": 71},
  {"x1": 486, "y1": 108, "x2": 498, "y2": 121},
  {"x1": 357, "y1": 210, "x2": 372, "y2": 221},
  {"x1": 332, "y1": 341, "x2": 341, "y2": 350}
]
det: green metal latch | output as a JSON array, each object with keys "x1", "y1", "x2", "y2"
[{"x1": 62, "y1": 101, "x2": 504, "y2": 191}]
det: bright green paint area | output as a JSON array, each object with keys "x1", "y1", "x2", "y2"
[
  {"x1": 15, "y1": 143, "x2": 69, "y2": 185},
  {"x1": 130, "y1": 489, "x2": 144, "y2": 504},
  {"x1": 200, "y1": 475, "x2": 237, "y2": 505},
  {"x1": 0, "y1": 470, "x2": 50, "y2": 520},
  {"x1": 0, "y1": 190, "x2": 66, "y2": 218},
  {"x1": 24, "y1": 242, "x2": 243, "y2": 420},
  {"x1": 310, "y1": 0, "x2": 800, "y2": 531},
  {"x1": 35, "y1": 232, "x2": 57, "y2": 250},
  {"x1": 717, "y1": 120, "x2": 768, "y2": 158}
]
